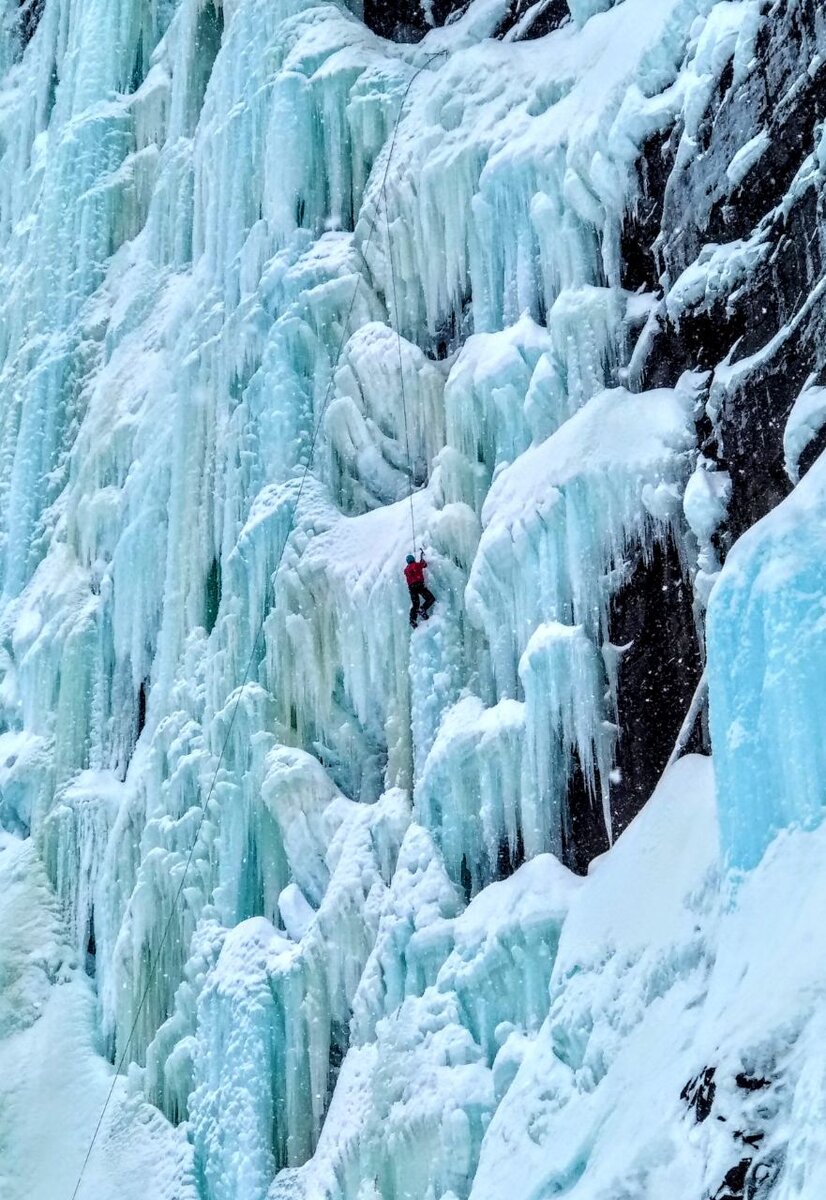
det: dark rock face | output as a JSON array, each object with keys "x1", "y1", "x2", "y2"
[
  {"x1": 682, "y1": 1067, "x2": 717, "y2": 1124},
  {"x1": 680, "y1": 1067, "x2": 784, "y2": 1200},
  {"x1": 361, "y1": 0, "x2": 569, "y2": 43},
  {"x1": 598, "y1": 0, "x2": 826, "y2": 852},
  {"x1": 651, "y1": 0, "x2": 826, "y2": 538},
  {"x1": 561, "y1": 747, "x2": 610, "y2": 876},
  {"x1": 608, "y1": 540, "x2": 704, "y2": 840},
  {"x1": 710, "y1": 1141, "x2": 783, "y2": 1198},
  {"x1": 621, "y1": 129, "x2": 680, "y2": 296},
  {"x1": 559, "y1": 537, "x2": 703, "y2": 869},
  {"x1": 361, "y1": 0, "x2": 468, "y2": 41},
  {"x1": 17, "y1": 0, "x2": 45, "y2": 48},
  {"x1": 661, "y1": 4, "x2": 825, "y2": 285},
  {"x1": 713, "y1": 1158, "x2": 752, "y2": 1200},
  {"x1": 361, "y1": 0, "x2": 429, "y2": 42},
  {"x1": 493, "y1": 0, "x2": 570, "y2": 40}
]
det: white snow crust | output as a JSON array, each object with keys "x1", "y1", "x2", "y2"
[{"x1": 0, "y1": 832, "x2": 197, "y2": 1200}]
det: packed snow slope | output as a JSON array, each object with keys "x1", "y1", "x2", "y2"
[
  {"x1": 0, "y1": 0, "x2": 824, "y2": 1197},
  {"x1": 0, "y1": 831, "x2": 197, "y2": 1200}
]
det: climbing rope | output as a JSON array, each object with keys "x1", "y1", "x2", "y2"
[
  {"x1": 380, "y1": 118, "x2": 422, "y2": 552},
  {"x1": 375, "y1": 48, "x2": 451, "y2": 554},
  {"x1": 66, "y1": 47, "x2": 446, "y2": 1200},
  {"x1": 384, "y1": 191, "x2": 418, "y2": 551}
]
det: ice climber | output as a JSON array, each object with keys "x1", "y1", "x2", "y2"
[{"x1": 404, "y1": 551, "x2": 435, "y2": 629}]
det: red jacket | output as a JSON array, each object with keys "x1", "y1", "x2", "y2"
[{"x1": 404, "y1": 558, "x2": 427, "y2": 587}]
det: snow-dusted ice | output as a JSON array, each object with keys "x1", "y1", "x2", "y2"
[
  {"x1": 0, "y1": 0, "x2": 825, "y2": 1197},
  {"x1": 0, "y1": 832, "x2": 197, "y2": 1200}
]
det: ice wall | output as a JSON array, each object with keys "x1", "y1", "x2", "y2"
[
  {"x1": 0, "y1": 0, "x2": 825, "y2": 1198},
  {"x1": 708, "y1": 452, "x2": 826, "y2": 872}
]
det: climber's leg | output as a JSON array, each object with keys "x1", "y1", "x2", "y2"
[
  {"x1": 409, "y1": 585, "x2": 422, "y2": 628},
  {"x1": 420, "y1": 586, "x2": 436, "y2": 620}
]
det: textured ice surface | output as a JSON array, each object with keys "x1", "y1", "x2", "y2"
[
  {"x1": 471, "y1": 756, "x2": 720, "y2": 1200},
  {"x1": 0, "y1": 0, "x2": 824, "y2": 1197},
  {"x1": 471, "y1": 755, "x2": 826, "y2": 1199},
  {"x1": 271, "y1": 848, "x2": 579, "y2": 1200},
  {"x1": 708, "y1": 452, "x2": 826, "y2": 872},
  {"x1": 467, "y1": 377, "x2": 699, "y2": 694}
]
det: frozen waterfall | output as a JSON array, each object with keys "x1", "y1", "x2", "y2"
[{"x1": 1, "y1": 0, "x2": 826, "y2": 1197}]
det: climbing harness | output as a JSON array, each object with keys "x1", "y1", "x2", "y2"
[{"x1": 67, "y1": 48, "x2": 447, "y2": 1200}]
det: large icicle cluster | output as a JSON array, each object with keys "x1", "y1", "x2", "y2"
[{"x1": 1, "y1": 0, "x2": 826, "y2": 1198}]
